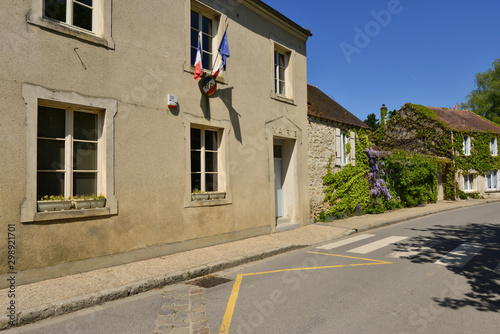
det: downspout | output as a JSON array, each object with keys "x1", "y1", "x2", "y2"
[{"x1": 451, "y1": 130, "x2": 457, "y2": 199}]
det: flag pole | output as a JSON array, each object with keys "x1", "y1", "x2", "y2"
[{"x1": 211, "y1": 22, "x2": 229, "y2": 75}]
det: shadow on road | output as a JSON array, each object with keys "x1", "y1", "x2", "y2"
[{"x1": 393, "y1": 222, "x2": 500, "y2": 313}]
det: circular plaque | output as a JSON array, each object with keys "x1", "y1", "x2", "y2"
[{"x1": 199, "y1": 75, "x2": 217, "y2": 97}]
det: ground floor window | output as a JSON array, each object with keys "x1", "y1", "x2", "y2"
[
  {"x1": 463, "y1": 174, "x2": 474, "y2": 192},
  {"x1": 485, "y1": 170, "x2": 499, "y2": 190},
  {"x1": 191, "y1": 126, "x2": 220, "y2": 192}
]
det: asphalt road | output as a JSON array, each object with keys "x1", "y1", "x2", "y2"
[{"x1": 6, "y1": 202, "x2": 500, "y2": 333}]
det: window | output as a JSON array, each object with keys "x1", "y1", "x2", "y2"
[
  {"x1": 37, "y1": 103, "x2": 101, "y2": 199},
  {"x1": 463, "y1": 174, "x2": 474, "y2": 191},
  {"x1": 44, "y1": 0, "x2": 94, "y2": 32},
  {"x1": 191, "y1": 9, "x2": 215, "y2": 72},
  {"x1": 490, "y1": 138, "x2": 498, "y2": 156},
  {"x1": 463, "y1": 135, "x2": 471, "y2": 156},
  {"x1": 22, "y1": 83, "x2": 117, "y2": 222},
  {"x1": 486, "y1": 170, "x2": 499, "y2": 190},
  {"x1": 28, "y1": 0, "x2": 114, "y2": 48},
  {"x1": 191, "y1": 127, "x2": 221, "y2": 192},
  {"x1": 340, "y1": 132, "x2": 348, "y2": 165},
  {"x1": 274, "y1": 50, "x2": 287, "y2": 96}
]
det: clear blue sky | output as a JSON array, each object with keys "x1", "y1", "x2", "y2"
[{"x1": 263, "y1": 0, "x2": 500, "y2": 122}]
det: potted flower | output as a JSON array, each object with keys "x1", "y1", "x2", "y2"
[
  {"x1": 208, "y1": 192, "x2": 226, "y2": 200},
  {"x1": 37, "y1": 195, "x2": 72, "y2": 212},
  {"x1": 191, "y1": 189, "x2": 209, "y2": 201},
  {"x1": 72, "y1": 194, "x2": 106, "y2": 209}
]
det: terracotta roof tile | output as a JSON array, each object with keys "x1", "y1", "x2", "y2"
[
  {"x1": 428, "y1": 107, "x2": 500, "y2": 134},
  {"x1": 307, "y1": 84, "x2": 369, "y2": 129}
]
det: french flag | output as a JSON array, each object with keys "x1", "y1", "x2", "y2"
[
  {"x1": 194, "y1": 32, "x2": 202, "y2": 80},
  {"x1": 213, "y1": 30, "x2": 230, "y2": 79}
]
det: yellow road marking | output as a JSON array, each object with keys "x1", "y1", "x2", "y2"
[{"x1": 218, "y1": 252, "x2": 392, "y2": 333}]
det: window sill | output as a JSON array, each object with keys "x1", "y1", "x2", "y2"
[
  {"x1": 485, "y1": 189, "x2": 500, "y2": 192},
  {"x1": 271, "y1": 94, "x2": 295, "y2": 105},
  {"x1": 27, "y1": 16, "x2": 115, "y2": 49},
  {"x1": 29, "y1": 207, "x2": 113, "y2": 222},
  {"x1": 187, "y1": 192, "x2": 231, "y2": 207}
]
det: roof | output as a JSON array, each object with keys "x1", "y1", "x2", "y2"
[
  {"x1": 307, "y1": 84, "x2": 370, "y2": 129},
  {"x1": 428, "y1": 107, "x2": 500, "y2": 134}
]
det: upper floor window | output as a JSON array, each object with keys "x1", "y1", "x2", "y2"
[
  {"x1": 274, "y1": 50, "x2": 287, "y2": 96},
  {"x1": 340, "y1": 131, "x2": 349, "y2": 165},
  {"x1": 191, "y1": 10, "x2": 215, "y2": 72},
  {"x1": 490, "y1": 138, "x2": 498, "y2": 156},
  {"x1": 463, "y1": 135, "x2": 471, "y2": 156},
  {"x1": 44, "y1": 0, "x2": 95, "y2": 32}
]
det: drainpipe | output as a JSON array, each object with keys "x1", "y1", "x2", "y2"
[{"x1": 451, "y1": 130, "x2": 457, "y2": 199}]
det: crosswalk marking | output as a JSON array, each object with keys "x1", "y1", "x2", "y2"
[
  {"x1": 387, "y1": 240, "x2": 441, "y2": 259},
  {"x1": 435, "y1": 243, "x2": 485, "y2": 268},
  {"x1": 492, "y1": 262, "x2": 500, "y2": 274},
  {"x1": 347, "y1": 236, "x2": 408, "y2": 254},
  {"x1": 317, "y1": 234, "x2": 375, "y2": 250}
]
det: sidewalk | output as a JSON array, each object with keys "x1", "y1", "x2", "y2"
[{"x1": 1, "y1": 198, "x2": 498, "y2": 330}]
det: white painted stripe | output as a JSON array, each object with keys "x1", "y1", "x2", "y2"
[
  {"x1": 435, "y1": 243, "x2": 485, "y2": 268},
  {"x1": 387, "y1": 240, "x2": 440, "y2": 259},
  {"x1": 317, "y1": 234, "x2": 375, "y2": 250},
  {"x1": 494, "y1": 263, "x2": 500, "y2": 274},
  {"x1": 347, "y1": 236, "x2": 408, "y2": 254}
]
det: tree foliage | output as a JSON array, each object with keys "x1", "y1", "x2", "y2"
[
  {"x1": 460, "y1": 58, "x2": 500, "y2": 124},
  {"x1": 364, "y1": 113, "x2": 380, "y2": 130}
]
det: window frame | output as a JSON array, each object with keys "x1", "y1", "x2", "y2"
[
  {"x1": 28, "y1": 0, "x2": 115, "y2": 49},
  {"x1": 490, "y1": 137, "x2": 498, "y2": 156},
  {"x1": 485, "y1": 170, "x2": 499, "y2": 191},
  {"x1": 190, "y1": 8, "x2": 216, "y2": 72},
  {"x1": 340, "y1": 131, "x2": 348, "y2": 166},
  {"x1": 463, "y1": 173, "x2": 474, "y2": 192},
  {"x1": 463, "y1": 135, "x2": 471, "y2": 156},
  {"x1": 37, "y1": 101, "x2": 103, "y2": 200},
  {"x1": 190, "y1": 126, "x2": 221, "y2": 193},
  {"x1": 22, "y1": 83, "x2": 117, "y2": 222}
]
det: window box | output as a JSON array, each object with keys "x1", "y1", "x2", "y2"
[
  {"x1": 191, "y1": 193, "x2": 209, "y2": 201},
  {"x1": 73, "y1": 198, "x2": 106, "y2": 209},
  {"x1": 208, "y1": 191, "x2": 226, "y2": 200},
  {"x1": 37, "y1": 200, "x2": 72, "y2": 212}
]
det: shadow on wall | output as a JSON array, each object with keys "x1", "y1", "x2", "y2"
[{"x1": 393, "y1": 222, "x2": 500, "y2": 313}]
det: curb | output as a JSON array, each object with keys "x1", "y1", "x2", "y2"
[{"x1": 0, "y1": 245, "x2": 305, "y2": 330}]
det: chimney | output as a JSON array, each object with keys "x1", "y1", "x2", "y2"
[
  {"x1": 455, "y1": 104, "x2": 459, "y2": 110},
  {"x1": 380, "y1": 104, "x2": 387, "y2": 126}
]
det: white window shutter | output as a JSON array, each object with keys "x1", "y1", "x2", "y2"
[
  {"x1": 335, "y1": 128, "x2": 341, "y2": 167},
  {"x1": 350, "y1": 131, "x2": 356, "y2": 166}
]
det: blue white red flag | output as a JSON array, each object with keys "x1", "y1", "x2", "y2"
[{"x1": 194, "y1": 32, "x2": 203, "y2": 80}]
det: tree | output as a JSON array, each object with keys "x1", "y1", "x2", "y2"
[
  {"x1": 460, "y1": 58, "x2": 500, "y2": 124},
  {"x1": 364, "y1": 113, "x2": 380, "y2": 130}
]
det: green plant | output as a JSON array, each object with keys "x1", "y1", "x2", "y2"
[
  {"x1": 39, "y1": 195, "x2": 67, "y2": 201},
  {"x1": 72, "y1": 194, "x2": 106, "y2": 200},
  {"x1": 192, "y1": 188, "x2": 202, "y2": 194}
]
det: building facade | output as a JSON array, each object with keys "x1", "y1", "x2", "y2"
[
  {"x1": 0, "y1": 0, "x2": 311, "y2": 286},
  {"x1": 307, "y1": 85, "x2": 369, "y2": 217}
]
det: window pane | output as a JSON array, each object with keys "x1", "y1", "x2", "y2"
[
  {"x1": 37, "y1": 172, "x2": 65, "y2": 199},
  {"x1": 74, "y1": 111, "x2": 98, "y2": 140},
  {"x1": 73, "y1": 172, "x2": 97, "y2": 195},
  {"x1": 280, "y1": 54, "x2": 285, "y2": 66},
  {"x1": 44, "y1": 0, "x2": 66, "y2": 22},
  {"x1": 191, "y1": 151, "x2": 201, "y2": 172},
  {"x1": 38, "y1": 139, "x2": 65, "y2": 170},
  {"x1": 206, "y1": 152, "x2": 218, "y2": 173},
  {"x1": 202, "y1": 53, "x2": 212, "y2": 71},
  {"x1": 279, "y1": 81, "x2": 285, "y2": 95},
  {"x1": 75, "y1": 0, "x2": 93, "y2": 6},
  {"x1": 191, "y1": 174, "x2": 201, "y2": 192},
  {"x1": 38, "y1": 106, "x2": 66, "y2": 138},
  {"x1": 274, "y1": 145, "x2": 282, "y2": 159},
  {"x1": 191, "y1": 128, "x2": 201, "y2": 149},
  {"x1": 206, "y1": 173, "x2": 218, "y2": 192},
  {"x1": 202, "y1": 16, "x2": 212, "y2": 35},
  {"x1": 73, "y1": 142, "x2": 97, "y2": 170},
  {"x1": 191, "y1": 47, "x2": 197, "y2": 67},
  {"x1": 202, "y1": 34, "x2": 212, "y2": 53},
  {"x1": 191, "y1": 11, "x2": 199, "y2": 30},
  {"x1": 73, "y1": 2, "x2": 92, "y2": 31},
  {"x1": 205, "y1": 130, "x2": 218, "y2": 150},
  {"x1": 279, "y1": 66, "x2": 285, "y2": 80},
  {"x1": 191, "y1": 29, "x2": 199, "y2": 49}
]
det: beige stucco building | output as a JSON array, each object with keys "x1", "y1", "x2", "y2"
[{"x1": 0, "y1": 0, "x2": 311, "y2": 287}]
